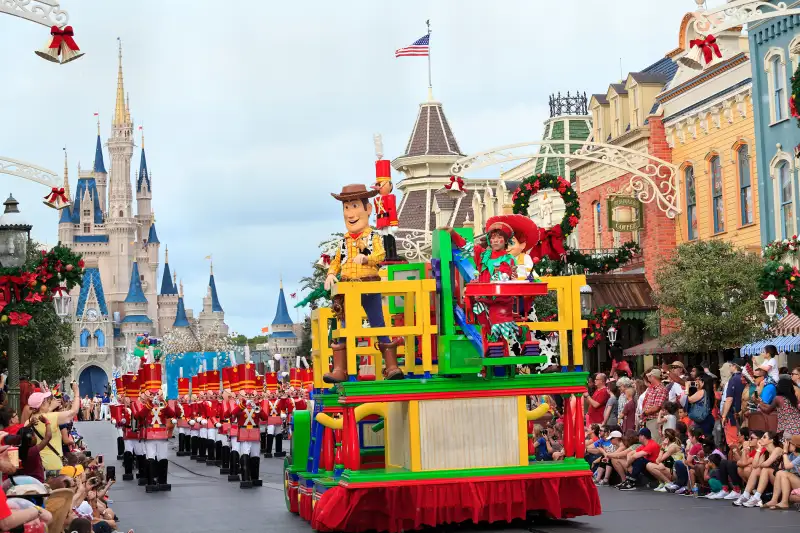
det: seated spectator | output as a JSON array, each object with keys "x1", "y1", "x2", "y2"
[
  {"x1": 618, "y1": 427, "x2": 660, "y2": 491},
  {"x1": 733, "y1": 430, "x2": 784, "y2": 507},
  {"x1": 646, "y1": 428, "x2": 683, "y2": 491},
  {"x1": 593, "y1": 430, "x2": 624, "y2": 486},
  {"x1": 764, "y1": 434, "x2": 800, "y2": 509},
  {"x1": 607, "y1": 431, "x2": 637, "y2": 487}
]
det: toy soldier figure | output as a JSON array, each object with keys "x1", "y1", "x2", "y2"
[
  {"x1": 218, "y1": 366, "x2": 234, "y2": 476},
  {"x1": 135, "y1": 364, "x2": 176, "y2": 493},
  {"x1": 188, "y1": 375, "x2": 203, "y2": 460},
  {"x1": 227, "y1": 365, "x2": 242, "y2": 482},
  {"x1": 371, "y1": 134, "x2": 400, "y2": 262},
  {"x1": 264, "y1": 389, "x2": 282, "y2": 458},
  {"x1": 204, "y1": 369, "x2": 222, "y2": 467},
  {"x1": 323, "y1": 183, "x2": 403, "y2": 383},
  {"x1": 176, "y1": 377, "x2": 191, "y2": 456},
  {"x1": 231, "y1": 363, "x2": 265, "y2": 488},
  {"x1": 195, "y1": 372, "x2": 210, "y2": 463},
  {"x1": 119, "y1": 374, "x2": 141, "y2": 482}
]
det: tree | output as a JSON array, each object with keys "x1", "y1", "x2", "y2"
[
  {"x1": 297, "y1": 233, "x2": 343, "y2": 310},
  {"x1": 298, "y1": 316, "x2": 312, "y2": 362},
  {"x1": 647, "y1": 240, "x2": 767, "y2": 355}
]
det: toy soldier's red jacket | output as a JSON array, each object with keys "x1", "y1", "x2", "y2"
[
  {"x1": 122, "y1": 404, "x2": 140, "y2": 440},
  {"x1": 178, "y1": 401, "x2": 191, "y2": 428},
  {"x1": 205, "y1": 400, "x2": 222, "y2": 429},
  {"x1": 265, "y1": 398, "x2": 282, "y2": 426},
  {"x1": 374, "y1": 194, "x2": 398, "y2": 230},
  {"x1": 222, "y1": 400, "x2": 237, "y2": 437},
  {"x1": 231, "y1": 403, "x2": 266, "y2": 442},
  {"x1": 134, "y1": 401, "x2": 176, "y2": 440},
  {"x1": 280, "y1": 397, "x2": 307, "y2": 418}
]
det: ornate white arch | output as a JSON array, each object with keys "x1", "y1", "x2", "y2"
[
  {"x1": 450, "y1": 140, "x2": 682, "y2": 218},
  {"x1": 694, "y1": 1, "x2": 800, "y2": 36},
  {"x1": 0, "y1": 0, "x2": 69, "y2": 28},
  {"x1": 0, "y1": 156, "x2": 60, "y2": 187}
]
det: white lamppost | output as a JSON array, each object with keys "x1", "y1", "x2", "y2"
[
  {"x1": 763, "y1": 294, "x2": 778, "y2": 319},
  {"x1": 607, "y1": 326, "x2": 618, "y2": 346}
]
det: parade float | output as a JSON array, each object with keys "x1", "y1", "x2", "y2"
[{"x1": 284, "y1": 165, "x2": 601, "y2": 531}]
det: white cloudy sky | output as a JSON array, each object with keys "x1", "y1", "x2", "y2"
[{"x1": 1, "y1": 0, "x2": 697, "y2": 336}]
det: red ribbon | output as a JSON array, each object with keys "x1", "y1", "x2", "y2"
[
  {"x1": 689, "y1": 35, "x2": 721, "y2": 65},
  {"x1": 8, "y1": 312, "x2": 32, "y2": 327},
  {"x1": 48, "y1": 25, "x2": 80, "y2": 51},
  {"x1": 445, "y1": 176, "x2": 465, "y2": 191},
  {"x1": 531, "y1": 225, "x2": 565, "y2": 261},
  {"x1": 44, "y1": 187, "x2": 68, "y2": 205},
  {"x1": 0, "y1": 276, "x2": 23, "y2": 302}
]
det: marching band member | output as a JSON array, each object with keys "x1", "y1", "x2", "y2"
[
  {"x1": 264, "y1": 389, "x2": 282, "y2": 459},
  {"x1": 227, "y1": 365, "x2": 242, "y2": 482},
  {"x1": 256, "y1": 374, "x2": 268, "y2": 457},
  {"x1": 218, "y1": 366, "x2": 234, "y2": 476},
  {"x1": 119, "y1": 374, "x2": 141, "y2": 482},
  {"x1": 195, "y1": 371, "x2": 210, "y2": 463},
  {"x1": 134, "y1": 364, "x2": 176, "y2": 493},
  {"x1": 176, "y1": 376, "x2": 191, "y2": 457},
  {"x1": 188, "y1": 376, "x2": 202, "y2": 460},
  {"x1": 113, "y1": 377, "x2": 125, "y2": 461},
  {"x1": 205, "y1": 368, "x2": 222, "y2": 467},
  {"x1": 231, "y1": 363, "x2": 265, "y2": 488}
]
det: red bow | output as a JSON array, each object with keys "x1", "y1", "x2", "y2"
[
  {"x1": 8, "y1": 312, "x2": 32, "y2": 327},
  {"x1": 48, "y1": 25, "x2": 80, "y2": 52},
  {"x1": 319, "y1": 254, "x2": 331, "y2": 266},
  {"x1": 44, "y1": 187, "x2": 69, "y2": 206},
  {"x1": 689, "y1": 35, "x2": 721, "y2": 65},
  {"x1": 445, "y1": 176, "x2": 465, "y2": 191},
  {"x1": 531, "y1": 226, "x2": 565, "y2": 261},
  {"x1": 0, "y1": 276, "x2": 23, "y2": 303}
]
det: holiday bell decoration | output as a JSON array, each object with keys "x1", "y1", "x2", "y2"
[
  {"x1": 678, "y1": 34, "x2": 721, "y2": 71},
  {"x1": 42, "y1": 187, "x2": 71, "y2": 210},
  {"x1": 35, "y1": 25, "x2": 84, "y2": 65},
  {"x1": 444, "y1": 175, "x2": 468, "y2": 200}
]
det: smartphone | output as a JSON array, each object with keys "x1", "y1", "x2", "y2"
[
  {"x1": 106, "y1": 465, "x2": 115, "y2": 482},
  {"x1": 97, "y1": 454, "x2": 104, "y2": 465}
]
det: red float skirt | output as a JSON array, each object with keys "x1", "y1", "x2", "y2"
[{"x1": 311, "y1": 473, "x2": 600, "y2": 533}]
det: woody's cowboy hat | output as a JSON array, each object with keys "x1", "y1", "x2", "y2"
[{"x1": 331, "y1": 184, "x2": 379, "y2": 202}]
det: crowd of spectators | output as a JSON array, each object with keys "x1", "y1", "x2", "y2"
[{"x1": 0, "y1": 379, "x2": 132, "y2": 533}]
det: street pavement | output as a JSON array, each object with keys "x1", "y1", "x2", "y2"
[{"x1": 75, "y1": 422, "x2": 800, "y2": 533}]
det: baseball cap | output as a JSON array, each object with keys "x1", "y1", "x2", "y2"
[
  {"x1": 669, "y1": 361, "x2": 685, "y2": 369},
  {"x1": 646, "y1": 368, "x2": 662, "y2": 379},
  {"x1": 609, "y1": 430, "x2": 623, "y2": 439},
  {"x1": 27, "y1": 391, "x2": 51, "y2": 410},
  {"x1": 638, "y1": 427, "x2": 652, "y2": 439}
]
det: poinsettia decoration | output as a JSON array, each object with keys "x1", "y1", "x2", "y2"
[
  {"x1": 0, "y1": 245, "x2": 84, "y2": 328},
  {"x1": 582, "y1": 305, "x2": 622, "y2": 349}
]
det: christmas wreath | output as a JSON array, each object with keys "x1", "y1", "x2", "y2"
[
  {"x1": 0, "y1": 245, "x2": 84, "y2": 327},
  {"x1": 582, "y1": 305, "x2": 622, "y2": 349},
  {"x1": 511, "y1": 173, "x2": 579, "y2": 260},
  {"x1": 535, "y1": 241, "x2": 642, "y2": 276}
]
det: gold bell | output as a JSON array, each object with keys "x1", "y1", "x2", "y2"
[
  {"x1": 60, "y1": 44, "x2": 84, "y2": 65},
  {"x1": 677, "y1": 45, "x2": 704, "y2": 71},
  {"x1": 35, "y1": 38, "x2": 61, "y2": 63}
]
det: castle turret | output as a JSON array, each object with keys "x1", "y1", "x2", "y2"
[
  {"x1": 121, "y1": 259, "x2": 153, "y2": 350},
  {"x1": 157, "y1": 246, "x2": 179, "y2": 335},
  {"x1": 135, "y1": 127, "x2": 152, "y2": 243},
  {"x1": 198, "y1": 261, "x2": 228, "y2": 336},
  {"x1": 58, "y1": 150, "x2": 75, "y2": 243},
  {"x1": 268, "y1": 279, "x2": 298, "y2": 357},
  {"x1": 94, "y1": 118, "x2": 108, "y2": 214}
]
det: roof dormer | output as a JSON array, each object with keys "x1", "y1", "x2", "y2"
[
  {"x1": 589, "y1": 94, "x2": 610, "y2": 144},
  {"x1": 625, "y1": 71, "x2": 671, "y2": 130},
  {"x1": 606, "y1": 84, "x2": 629, "y2": 139}
]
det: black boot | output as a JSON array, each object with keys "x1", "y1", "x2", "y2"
[
  {"x1": 264, "y1": 434, "x2": 274, "y2": 458},
  {"x1": 275, "y1": 435, "x2": 286, "y2": 458},
  {"x1": 137, "y1": 455, "x2": 148, "y2": 486},
  {"x1": 260, "y1": 432, "x2": 267, "y2": 455},
  {"x1": 239, "y1": 454, "x2": 252, "y2": 489},
  {"x1": 214, "y1": 441, "x2": 223, "y2": 467},
  {"x1": 220, "y1": 445, "x2": 231, "y2": 475},
  {"x1": 250, "y1": 456, "x2": 262, "y2": 487},
  {"x1": 158, "y1": 459, "x2": 171, "y2": 491},
  {"x1": 176, "y1": 433, "x2": 185, "y2": 456},
  {"x1": 227, "y1": 450, "x2": 240, "y2": 482},
  {"x1": 206, "y1": 438, "x2": 215, "y2": 465},
  {"x1": 116, "y1": 437, "x2": 125, "y2": 460},
  {"x1": 190, "y1": 436, "x2": 199, "y2": 460},
  {"x1": 145, "y1": 458, "x2": 159, "y2": 493},
  {"x1": 197, "y1": 437, "x2": 207, "y2": 463},
  {"x1": 122, "y1": 451, "x2": 134, "y2": 481}
]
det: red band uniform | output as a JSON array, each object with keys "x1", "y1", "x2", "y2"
[
  {"x1": 231, "y1": 363, "x2": 265, "y2": 488},
  {"x1": 134, "y1": 364, "x2": 175, "y2": 493}
]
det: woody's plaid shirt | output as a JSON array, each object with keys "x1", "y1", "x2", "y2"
[{"x1": 327, "y1": 229, "x2": 386, "y2": 281}]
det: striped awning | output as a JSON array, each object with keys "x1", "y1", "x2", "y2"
[
  {"x1": 771, "y1": 313, "x2": 800, "y2": 336},
  {"x1": 741, "y1": 335, "x2": 800, "y2": 355}
]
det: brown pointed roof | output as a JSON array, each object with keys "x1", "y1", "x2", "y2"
[{"x1": 403, "y1": 101, "x2": 464, "y2": 157}]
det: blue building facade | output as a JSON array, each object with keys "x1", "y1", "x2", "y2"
[{"x1": 750, "y1": 5, "x2": 800, "y2": 244}]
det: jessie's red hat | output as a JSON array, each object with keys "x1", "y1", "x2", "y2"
[{"x1": 500, "y1": 214, "x2": 540, "y2": 252}]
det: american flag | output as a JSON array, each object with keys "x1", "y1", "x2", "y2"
[{"x1": 396, "y1": 34, "x2": 429, "y2": 58}]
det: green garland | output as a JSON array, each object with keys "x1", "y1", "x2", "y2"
[
  {"x1": 535, "y1": 241, "x2": 641, "y2": 276},
  {"x1": 582, "y1": 305, "x2": 621, "y2": 349},
  {"x1": 0, "y1": 245, "x2": 84, "y2": 326},
  {"x1": 511, "y1": 173, "x2": 580, "y2": 238}
]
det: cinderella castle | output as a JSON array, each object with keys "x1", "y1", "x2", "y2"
[{"x1": 57, "y1": 45, "x2": 228, "y2": 395}]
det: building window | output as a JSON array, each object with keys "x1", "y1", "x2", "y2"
[
  {"x1": 773, "y1": 56, "x2": 786, "y2": 122},
  {"x1": 710, "y1": 156, "x2": 724, "y2": 233},
  {"x1": 593, "y1": 201, "x2": 602, "y2": 249},
  {"x1": 779, "y1": 162, "x2": 795, "y2": 238},
  {"x1": 83, "y1": 209, "x2": 90, "y2": 217},
  {"x1": 83, "y1": 223, "x2": 90, "y2": 234},
  {"x1": 631, "y1": 88, "x2": 639, "y2": 128},
  {"x1": 685, "y1": 166, "x2": 697, "y2": 240},
  {"x1": 613, "y1": 98, "x2": 621, "y2": 137},
  {"x1": 738, "y1": 145, "x2": 753, "y2": 226}
]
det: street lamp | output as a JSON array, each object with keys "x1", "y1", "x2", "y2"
[
  {"x1": 579, "y1": 283, "x2": 593, "y2": 317},
  {"x1": 0, "y1": 194, "x2": 33, "y2": 414},
  {"x1": 53, "y1": 291, "x2": 72, "y2": 320},
  {"x1": 607, "y1": 326, "x2": 618, "y2": 346},
  {"x1": 763, "y1": 294, "x2": 778, "y2": 319}
]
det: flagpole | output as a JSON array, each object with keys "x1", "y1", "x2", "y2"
[{"x1": 426, "y1": 20, "x2": 433, "y2": 97}]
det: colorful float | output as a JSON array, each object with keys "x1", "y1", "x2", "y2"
[{"x1": 284, "y1": 176, "x2": 601, "y2": 532}]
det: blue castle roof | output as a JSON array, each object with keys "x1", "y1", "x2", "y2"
[
  {"x1": 94, "y1": 134, "x2": 106, "y2": 174},
  {"x1": 173, "y1": 296, "x2": 190, "y2": 327},
  {"x1": 75, "y1": 268, "x2": 109, "y2": 318},
  {"x1": 62, "y1": 177, "x2": 104, "y2": 225},
  {"x1": 121, "y1": 314, "x2": 153, "y2": 324},
  {"x1": 147, "y1": 222, "x2": 159, "y2": 244},
  {"x1": 137, "y1": 147, "x2": 150, "y2": 192},
  {"x1": 209, "y1": 274, "x2": 223, "y2": 312},
  {"x1": 271, "y1": 330, "x2": 296, "y2": 338},
  {"x1": 160, "y1": 262, "x2": 176, "y2": 295},
  {"x1": 124, "y1": 261, "x2": 148, "y2": 303},
  {"x1": 272, "y1": 287, "x2": 293, "y2": 326}
]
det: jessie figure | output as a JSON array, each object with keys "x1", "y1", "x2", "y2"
[
  {"x1": 447, "y1": 216, "x2": 524, "y2": 351},
  {"x1": 503, "y1": 214, "x2": 541, "y2": 281},
  {"x1": 324, "y1": 184, "x2": 403, "y2": 383}
]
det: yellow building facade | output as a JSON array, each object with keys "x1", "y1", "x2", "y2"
[{"x1": 660, "y1": 21, "x2": 761, "y2": 252}]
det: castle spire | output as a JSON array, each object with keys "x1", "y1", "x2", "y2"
[
  {"x1": 209, "y1": 268, "x2": 223, "y2": 313},
  {"x1": 124, "y1": 259, "x2": 148, "y2": 303},
  {"x1": 159, "y1": 246, "x2": 176, "y2": 296},
  {"x1": 62, "y1": 148, "x2": 70, "y2": 201},
  {"x1": 113, "y1": 38, "x2": 128, "y2": 126},
  {"x1": 272, "y1": 284, "x2": 292, "y2": 326}
]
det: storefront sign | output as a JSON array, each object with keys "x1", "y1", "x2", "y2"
[{"x1": 607, "y1": 196, "x2": 643, "y2": 232}]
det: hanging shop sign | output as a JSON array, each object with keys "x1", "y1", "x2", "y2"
[{"x1": 606, "y1": 196, "x2": 643, "y2": 232}]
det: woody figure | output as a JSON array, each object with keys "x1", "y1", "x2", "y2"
[
  {"x1": 323, "y1": 184, "x2": 403, "y2": 383},
  {"x1": 371, "y1": 134, "x2": 400, "y2": 262}
]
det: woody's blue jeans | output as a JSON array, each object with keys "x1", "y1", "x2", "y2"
[{"x1": 340, "y1": 293, "x2": 390, "y2": 344}]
